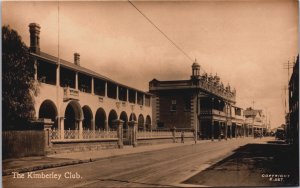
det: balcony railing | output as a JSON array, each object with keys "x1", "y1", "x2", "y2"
[
  {"x1": 150, "y1": 79, "x2": 236, "y2": 102},
  {"x1": 63, "y1": 87, "x2": 79, "y2": 101},
  {"x1": 212, "y1": 109, "x2": 226, "y2": 116},
  {"x1": 200, "y1": 109, "x2": 226, "y2": 117},
  {"x1": 199, "y1": 81, "x2": 235, "y2": 102}
]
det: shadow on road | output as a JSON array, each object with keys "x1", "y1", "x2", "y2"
[
  {"x1": 183, "y1": 142, "x2": 299, "y2": 187},
  {"x1": 266, "y1": 140, "x2": 287, "y2": 145}
]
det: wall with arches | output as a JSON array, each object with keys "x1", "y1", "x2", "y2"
[{"x1": 35, "y1": 83, "x2": 152, "y2": 132}]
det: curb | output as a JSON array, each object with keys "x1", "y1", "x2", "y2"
[{"x1": 2, "y1": 141, "x2": 200, "y2": 176}]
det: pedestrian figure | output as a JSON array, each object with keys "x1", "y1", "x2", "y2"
[
  {"x1": 181, "y1": 131, "x2": 185, "y2": 143},
  {"x1": 193, "y1": 130, "x2": 197, "y2": 144}
]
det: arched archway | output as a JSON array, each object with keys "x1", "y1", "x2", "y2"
[
  {"x1": 120, "y1": 111, "x2": 128, "y2": 129},
  {"x1": 64, "y1": 100, "x2": 83, "y2": 130},
  {"x1": 38, "y1": 100, "x2": 58, "y2": 129},
  {"x1": 145, "y1": 115, "x2": 151, "y2": 130},
  {"x1": 95, "y1": 108, "x2": 106, "y2": 130},
  {"x1": 138, "y1": 114, "x2": 144, "y2": 130},
  {"x1": 82, "y1": 105, "x2": 93, "y2": 130},
  {"x1": 129, "y1": 113, "x2": 137, "y2": 121},
  {"x1": 108, "y1": 110, "x2": 118, "y2": 129}
]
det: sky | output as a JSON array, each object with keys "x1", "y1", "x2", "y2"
[{"x1": 2, "y1": 0, "x2": 299, "y2": 128}]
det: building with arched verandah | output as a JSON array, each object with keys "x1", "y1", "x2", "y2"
[{"x1": 29, "y1": 23, "x2": 152, "y2": 140}]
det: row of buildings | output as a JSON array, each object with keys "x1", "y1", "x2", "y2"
[
  {"x1": 287, "y1": 55, "x2": 299, "y2": 145},
  {"x1": 149, "y1": 63, "x2": 270, "y2": 139},
  {"x1": 28, "y1": 23, "x2": 268, "y2": 141}
]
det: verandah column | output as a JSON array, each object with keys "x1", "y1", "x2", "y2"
[
  {"x1": 91, "y1": 119, "x2": 95, "y2": 138},
  {"x1": 211, "y1": 120, "x2": 214, "y2": 141},
  {"x1": 59, "y1": 117, "x2": 65, "y2": 139},
  {"x1": 211, "y1": 98, "x2": 214, "y2": 141},
  {"x1": 225, "y1": 122, "x2": 228, "y2": 140},
  {"x1": 91, "y1": 77, "x2": 94, "y2": 95},
  {"x1": 218, "y1": 122, "x2": 221, "y2": 141},
  {"x1": 105, "y1": 120, "x2": 109, "y2": 131},
  {"x1": 78, "y1": 119, "x2": 83, "y2": 139},
  {"x1": 75, "y1": 72, "x2": 78, "y2": 90},
  {"x1": 235, "y1": 124, "x2": 238, "y2": 139}
]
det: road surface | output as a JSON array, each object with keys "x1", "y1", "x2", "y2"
[{"x1": 3, "y1": 137, "x2": 269, "y2": 187}]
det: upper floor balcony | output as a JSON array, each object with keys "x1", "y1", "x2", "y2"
[
  {"x1": 149, "y1": 78, "x2": 236, "y2": 103},
  {"x1": 200, "y1": 109, "x2": 227, "y2": 117},
  {"x1": 33, "y1": 53, "x2": 152, "y2": 108}
]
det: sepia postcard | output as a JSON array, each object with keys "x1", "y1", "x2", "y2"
[{"x1": 2, "y1": 0, "x2": 299, "y2": 187}]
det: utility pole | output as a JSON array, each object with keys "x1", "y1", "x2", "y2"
[
  {"x1": 56, "y1": 1, "x2": 62, "y2": 138},
  {"x1": 283, "y1": 60, "x2": 293, "y2": 143}
]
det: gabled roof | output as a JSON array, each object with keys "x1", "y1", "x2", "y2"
[{"x1": 243, "y1": 107, "x2": 262, "y2": 116}]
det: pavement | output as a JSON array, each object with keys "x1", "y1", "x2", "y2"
[
  {"x1": 183, "y1": 139, "x2": 299, "y2": 187},
  {"x1": 2, "y1": 139, "x2": 212, "y2": 176}
]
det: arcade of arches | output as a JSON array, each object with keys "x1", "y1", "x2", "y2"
[{"x1": 38, "y1": 100, "x2": 152, "y2": 132}]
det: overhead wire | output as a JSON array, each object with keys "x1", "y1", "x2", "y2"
[
  {"x1": 127, "y1": 0, "x2": 209, "y2": 75},
  {"x1": 128, "y1": 1, "x2": 193, "y2": 62}
]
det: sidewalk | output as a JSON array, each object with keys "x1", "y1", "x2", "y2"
[{"x1": 3, "y1": 140, "x2": 211, "y2": 176}]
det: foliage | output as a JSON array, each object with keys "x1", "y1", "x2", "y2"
[{"x1": 2, "y1": 25, "x2": 38, "y2": 130}]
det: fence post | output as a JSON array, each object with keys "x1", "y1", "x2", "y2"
[
  {"x1": 113, "y1": 119, "x2": 124, "y2": 149},
  {"x1": 129, "y1": 120, "x2": 138, "y2": 147},
  {"x1": 33, "y1": 118, "x2": 54, "y2": 155}
]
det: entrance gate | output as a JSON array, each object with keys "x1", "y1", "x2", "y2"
[{"x1": 123, "y1": 128, "x2": 133, "y2": 146}]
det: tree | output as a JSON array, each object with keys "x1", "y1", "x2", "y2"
[{"x1": 2, "y1": 25, "x2": 38, "y2": 130}]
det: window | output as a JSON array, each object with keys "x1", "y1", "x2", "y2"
[
  {"x1": 170, "y1": 99, "x2": 177, "y2": 111},
  {"x1": 184, "y1": 97, "x2": 191, "y2": 111},
  {"x1": 157, "y1": 121, "x2": 164, "y2": 128}
]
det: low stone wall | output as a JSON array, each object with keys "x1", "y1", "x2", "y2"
[
  {"x1": 3, "y1": 131, "x2": 45, "y2": 159},
  {"x1": 49, "y1": 139, "x2": 119, "y2": 154},
  {"x1": 137, "y1": 136, "x2": 195, "y2": 146}
]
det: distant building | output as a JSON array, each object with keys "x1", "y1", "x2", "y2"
[
  {"x1": 28, "y1": 23, "x2": 152, "y2": 139},
  {"x1": 244, "y1": 107, "x2": 266, "y2": 136},
  {"x1": 149, "y1": 60, "x2": 249, "y2": 140},
  {"x1": 288, "y1": 55, "x2": 299, "y2": 145}
]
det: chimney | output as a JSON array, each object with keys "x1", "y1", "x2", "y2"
[
  {"x1": 29, "y1": 23, "x2": 41, "y2": 54},
  {"x1": 74, "y1": 53, "x2": 80, "y2": 66}
]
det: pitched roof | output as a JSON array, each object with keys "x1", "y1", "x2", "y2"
[{"x1": 243, "y1": 107, "x2": 262, "y2": 116}]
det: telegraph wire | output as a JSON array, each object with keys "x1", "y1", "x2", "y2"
[
  {"x1": 127, "y1": 0, "x2": 194, "y2": 63},
  {"x1": 127, "y1": 0, "x2": 211, "y2": 76}
]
